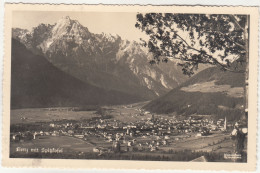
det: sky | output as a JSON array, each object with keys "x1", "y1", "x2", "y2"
[
  {"x1": 12, "y1": 11, "x2": 236, "y2": 64},
  {"x1": 12, "y1": 11, "x2": 148, "y2": 41}
]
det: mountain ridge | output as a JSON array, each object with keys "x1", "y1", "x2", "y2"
[
  {"x1": 12, "y1": 16, "x2": 189, "y2": 99},
  {"x1": 144, "y1": 67, "x2": 245, "y2": 121}
]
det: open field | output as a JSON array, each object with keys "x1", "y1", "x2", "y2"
[
  {"x1": 11, "y1": 102, "x2": 150, "y2": 124},
  {"x1": 180, "y1": 80, "x2": 244, "y2": 98},
  {"x1": 11, "y1": 108, "x2": 100, "y2": 124},
  {"x1": 10, "y1": 136, "x2": 94, "y2": 155},
  {"x1": 134, "y1": 131, "x2": 238, "y2": 154},
  {"x1": 107, "y1": 103, "x2": 152, "y2": 123},
  {"x1": 167, "y1": 132, "x2": 236, "y2": 153}
]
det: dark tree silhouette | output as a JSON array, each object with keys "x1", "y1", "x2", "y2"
[{"x1": 135, "y1": 13, "x2": 249, "y2": 76}]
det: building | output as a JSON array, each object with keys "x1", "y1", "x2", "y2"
[{"x1": 112, "y1": 141, "x2": 120, "y2": 152}]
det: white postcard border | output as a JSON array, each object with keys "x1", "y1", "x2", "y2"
[{"x1": 2, "y1": 4, "x2": 259, "y2": 171}]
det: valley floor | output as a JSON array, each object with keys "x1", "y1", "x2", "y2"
[{"x1": 10, "y1": 103, "x2": 247, "y2": 162}]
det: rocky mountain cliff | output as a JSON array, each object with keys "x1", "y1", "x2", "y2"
[
  {"x1": 11, "y1": 39, "x2": 142, "y2": 109},
  {"x1": 12, "y1": 16, "x2": 188, "y2": 100}
]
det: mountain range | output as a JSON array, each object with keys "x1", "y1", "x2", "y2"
[{"x1": 12, "y1": 16, "x2": 188, "y2": 101}]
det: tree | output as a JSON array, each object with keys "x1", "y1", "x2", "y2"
[{"x1": 135, "y1": 13, "x2": 249, "y2": 76}]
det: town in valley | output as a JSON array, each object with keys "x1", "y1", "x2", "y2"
[{"x1": 10, "y1": 102, "x2": 247, "y2": 162}]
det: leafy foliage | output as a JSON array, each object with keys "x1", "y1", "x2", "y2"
[{"x1": 136, "y1": 13, "x2": 248, "y2": 76}]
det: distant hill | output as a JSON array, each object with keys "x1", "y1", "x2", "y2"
[
  {"x1": 144, "y1": 67, "x2": 246, "y2": 121},
  {"x1": 11, "y1": 39, "x2": 143, "y2": 109}
]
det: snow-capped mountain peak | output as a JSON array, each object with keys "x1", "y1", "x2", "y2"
[
  {"x1": 52, "y1": 16, "x2": 90, "y2": 40},
  {"x1": 101, "y1": 32, "x2": 120, "y2": 42}
]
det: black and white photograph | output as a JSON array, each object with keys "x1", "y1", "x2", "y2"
[{"x1": 3, "y1": 5, "x2": 258, "y2": 169}]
